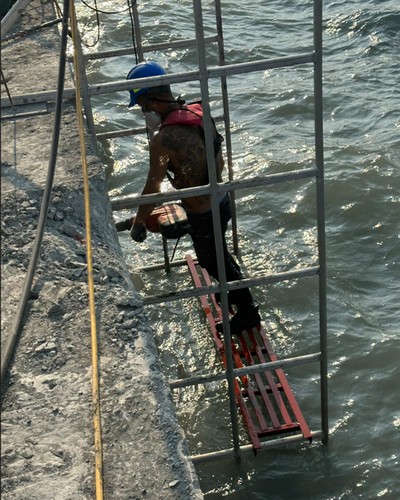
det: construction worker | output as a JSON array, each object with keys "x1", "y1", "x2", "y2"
[{"x1": 126, "y1": 60, "x2": 261, "y2": 334}]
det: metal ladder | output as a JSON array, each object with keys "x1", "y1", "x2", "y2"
[{"x1": 99, "y1": 0, "x2": 328, "y2": 461}]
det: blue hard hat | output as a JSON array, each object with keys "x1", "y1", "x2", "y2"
[{"x1": 126, "y1": 61, "x2": 167, "y2": 107}]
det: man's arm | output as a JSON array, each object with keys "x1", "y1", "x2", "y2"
[{"x1": 131, "y1": 136, "x2": 169, "y2": 240}]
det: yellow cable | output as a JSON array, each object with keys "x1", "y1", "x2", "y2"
[{"x1": 69, "y1": 1, "x2": 104, "y2": 498}]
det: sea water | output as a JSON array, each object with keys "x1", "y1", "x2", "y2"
[{"x1": 82, "y1": 0, "x2": 399, "y2": 497}]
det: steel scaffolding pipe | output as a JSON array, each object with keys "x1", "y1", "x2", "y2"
[
  {"x1": 0, "y1": 52, "x2": 315, "y2": 108},
  {"x1": 70, "y1": 35, "x2": 219, "y2": 62},
  {"x1": 169, "y1": 352, "x2": 321, "y2": 390},
  {"x1": 110, "y1": 167, "x2": 317, "y2": 211},
  {"x1": 95, "y1": 114, "x2": 225, "y2": 140},
  {"x1": 142, "y1": 266, "x2": 319, "y2": 306},
  {"x1": 190, "y1": 430, "x2": 324, "y2": 464}
]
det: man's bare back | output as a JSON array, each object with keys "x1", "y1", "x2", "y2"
[{"x1": 152, "y1": 124, "x2": 223, "y2": 212}]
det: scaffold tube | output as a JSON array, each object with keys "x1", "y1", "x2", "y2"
[{"x1": 190, "y1": 431, "x2": 324, "y2": 464}]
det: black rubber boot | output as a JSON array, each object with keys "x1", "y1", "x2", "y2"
[
  {"x1": 214, "y1": 292, "x2": 236, "y2": 313},
  {"x1": 216, "y1": 304, "x2": 261, "y2": 335}
]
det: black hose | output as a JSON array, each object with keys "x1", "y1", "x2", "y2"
[{"x1": 1, "y1": 0, "x2": 71, "y2": 389}]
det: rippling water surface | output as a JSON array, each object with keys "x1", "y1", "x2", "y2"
[{"x1": 83, "y1": 1, "x2": 399, "y2": 497}]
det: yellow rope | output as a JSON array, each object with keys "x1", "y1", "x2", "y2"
[{"x1": 69, "y1": 1, "x2": 104, "y2": 497}]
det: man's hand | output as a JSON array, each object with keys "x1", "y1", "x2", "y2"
[
  {"x1": 130, "y1": 222, "x2": 147, "y2": 242},
  {"x1": 115, "y1": 217, "x2": 134, "y2": 232}
]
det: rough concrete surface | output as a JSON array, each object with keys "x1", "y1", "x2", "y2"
[{"x1": 1, "y1": 1, "x2": 203, "y2": 498}]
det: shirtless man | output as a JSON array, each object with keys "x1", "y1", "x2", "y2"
[{"x1": 126, "y1": 61, "x2": 260, "y2": 334}]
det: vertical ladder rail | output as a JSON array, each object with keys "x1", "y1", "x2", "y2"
[
  {"x1": 131, "y1": 0, "x2": 144, "y2": 61},
  {"x1": 313, "y1": 0, "x2": 329, "y2": 445},
  {"x1": 214, "y1": 0, "x2": 239, "y2": 254},
  {"x1": 192, "y1": 0, "x2": 242, "y2": 460}
]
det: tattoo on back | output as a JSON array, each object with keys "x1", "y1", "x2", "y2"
[{"x1": 160, "y1": 126, "x2": 208, "y2": 187}]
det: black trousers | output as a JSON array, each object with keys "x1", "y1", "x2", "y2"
[{"x1": 186, "y1": 195, "x2": 254, "y2": 311}]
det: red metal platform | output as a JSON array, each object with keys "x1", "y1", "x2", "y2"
[{"x1": 186, "y1": 255, "x2": 312, "y2": 450}]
